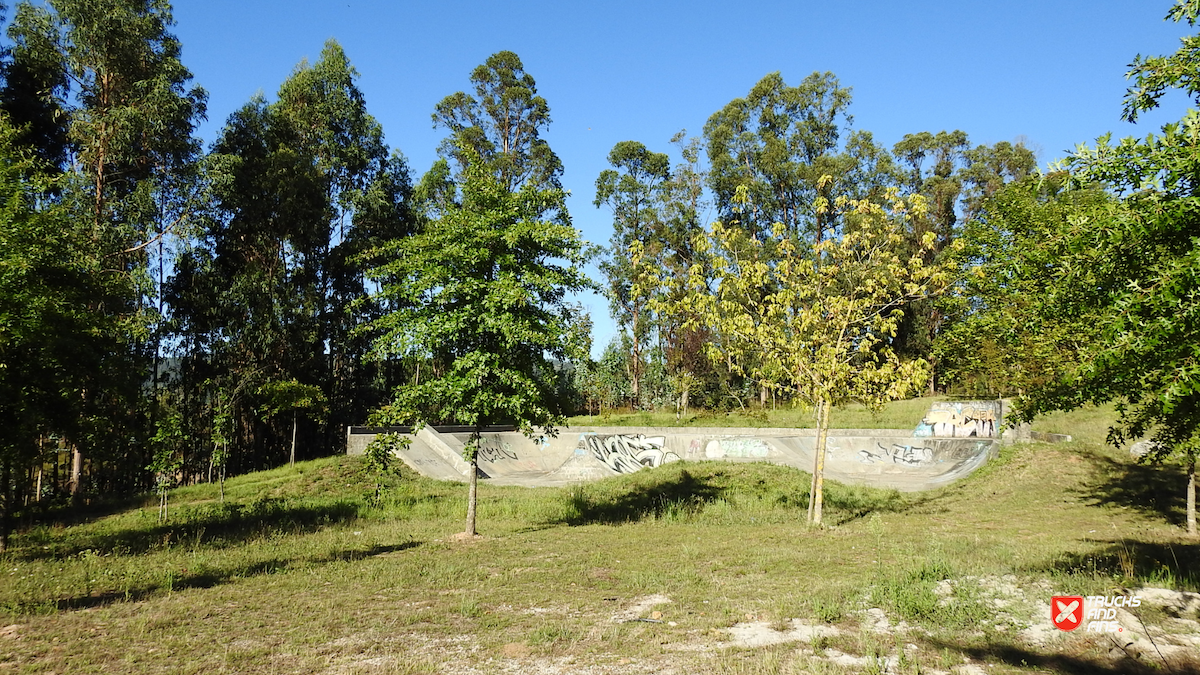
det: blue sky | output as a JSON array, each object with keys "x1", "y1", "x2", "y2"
[{"x1": 172, "y1": 0, "x2": 1194, "y2": 356}]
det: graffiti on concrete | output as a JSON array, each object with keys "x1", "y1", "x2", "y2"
[
  {"x1": 859, "y1": 442, "x2": 934, "y2": 467},
  {"x1": 477, "y1": 442, "x2": 518, "y2": 463},
  {"x1": 915, "y1": 401, "x2": 1001, "y2": 438},
  {"x1": 704, "y1": 437, "x2": 771, "y2": 459},
  {"x1": 582, "y1": 434, "x2": 679, "y2": 474}
]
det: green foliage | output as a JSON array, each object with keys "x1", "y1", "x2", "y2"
[
  {"x1": 935, "y1": 179, "x2": 1111, "y2": 397},
  {"x1": 1008, "y1": 0, "x2": 1200, "y2": 535},
  {"x1": 673, "y1": 183, "x2": 949, "y2": 522},
  {"x1": 0, "y1": 113, "x2": 108, "y2": 545},
  {"x1": 595, "y1": 140, "x2": 671, "y2": 408},
  {"x1": 433, "y1": 50, "x2": 562, "y2": 194},
  {"x1": 361, "y1": 143, "x2": 590, "y2": 435},
  {"x1": 168, "y1": 39, "x2": 405, "y2": 473},
  {"x1": 703, "y1": 71, "x2": 857, "y2": 241},
  {"x1": 257, "y1": 380, "x2": 326, "y2": 421}
]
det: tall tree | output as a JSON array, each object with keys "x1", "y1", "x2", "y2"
[
  {"x1": 433, "y1": 50, "x2": 562, "y2": 195},
  {"x1": 0, "y1": 116, "x2": 110, "y2": 548},
  {"x1": 1017, "y1": 0, "x2": 1200, "y2": 536},
  {"x1": 6, "y1": 0, "x2": 206, "y2": 496},
  {"x1": 703, "y1": 71, "x2": 853, "y2": 243},
  {"x1": 891, "y1": 131, "x2": 1035, "y2": 379},
  {"x1": 169, "y1": 40, "x2": 400, "y2": 473},
  {"x1": 934, "y1": 177, "x2": 1110, "y2": 398},
  {"x1": 595, "y1": 140, "x2": 670, "y2": 408},
  {"x1": 360, "y1": 145, "x2": 590, "y2": 537}
]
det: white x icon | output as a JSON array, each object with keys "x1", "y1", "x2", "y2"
[{"x1": 1055, "y1": 600, "x2": 1080, "y2": 624}]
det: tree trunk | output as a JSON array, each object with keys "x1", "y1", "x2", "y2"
[
  {"x1": 1188, "y1": 457, "x2": 1196, "y2": 538},
  {"x1": 464, "y1": 429, "x2": 480, "y2": 537},
  {"x1": 0, "y1": 459, "x2": 10, "y2": 553},
  {"x1": 70, "y1": 446, "x2": 83, "y2": 505},
  {"x1": 465, "y1": 458, "x2": 478, "y2": 537},
  {"x1": 290, "y1": 410, "x2": 297, "y2": 467},
  {"x1": 760, "y1": 385, "x2": 768, "y2": 409},
  {"x1": 808, "y1": 398, "x2": 830, "y2": 525}
]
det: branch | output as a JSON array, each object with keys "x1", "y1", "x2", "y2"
[{"x1": 110, "y1": 210, "x2": 189, "y2": 257}]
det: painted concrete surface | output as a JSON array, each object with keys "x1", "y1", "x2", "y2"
[
  {"x1": 914, "y1": 400, "x2": 1004, "y2": 438},
  {"x1": 350, "y1": 425, "x2": 999, "y2": 492}
]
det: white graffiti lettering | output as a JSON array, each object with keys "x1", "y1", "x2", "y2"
[{"x1": 583, "y1": 434, "x2": 679, "y2": 474}]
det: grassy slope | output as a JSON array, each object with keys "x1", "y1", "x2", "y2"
[{"x1": 1, "y1": 402, "x2": 1197, "y2": 675}]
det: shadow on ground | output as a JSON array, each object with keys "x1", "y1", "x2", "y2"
[
  {"x1": 40, "y1": 541, "x2": 420, "y2": 613},
  {"x1": 1074, "y1": 451, "x2": 1191, "y2": 527},
  {"x1": 553, "y1": 468, "x2": 725, "y2": 525},
  {"x1": 1024, "y1": 538, "x2": 1200, "y2": 589},
  {"x1": 926, "y1": 636, "x2": 1200, "y2": 675},
  {"x1": 13, "y1": 497, "x2": 367, "y2": 561},
  {"x1": 542, "y1": 463, "x2": 908, "y2": 526}
]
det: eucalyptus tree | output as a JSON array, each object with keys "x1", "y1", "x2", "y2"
[
  {"x1": 170, "y1": 40, "x2": 401, "y2": 471},
  {"x1": 891, "y1": 131, "x2": 1035, "y2": 378},
  {"x1": 433, "y1": 50, "x2": 563, "y2": 196},
  {"x1": 703, "y1": 71, "x2": 853, "y2": 243},
  {"x1": 595, "y1": 140, "x2": 670, "y2": 407},
  {"x1": 3, "y1": 0, "x2": 206, "y2": 495},
  {"x1": 0, "y1": 117, "x2": 111, "y2": 548}
]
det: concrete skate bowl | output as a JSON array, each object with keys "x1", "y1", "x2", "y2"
[{"x1": 347, "y1": 425, "x2": 1000, "y2": 492}]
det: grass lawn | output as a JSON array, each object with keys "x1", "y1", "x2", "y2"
[{"x1": 1, "y1": 401, "x2": 1197, "y2": 674}]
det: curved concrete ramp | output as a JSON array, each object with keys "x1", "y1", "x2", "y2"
[{"x1": 353, "y1": 426, "x2": 999, "y2": 492}]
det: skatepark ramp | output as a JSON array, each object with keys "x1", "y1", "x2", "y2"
[{"x1": 347, "y1": 424, "x2": 1001, "y2": 492}]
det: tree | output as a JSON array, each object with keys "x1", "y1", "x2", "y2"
[
  {"x1": 257, "y1": 379, "x2": 326, "y2": 466},
  {"x1": 7, "y1": 0, "x2": 207, "y2": 497},
  {"x1": 169, "y1": 40, "x2": 402, "y2": 473},
  {"x1": 360, "y1": 145, "x2": 590, "y2": 536},
  {"x1": 891, "y1": 131, "x2": 1036, "y2": 379},
  {"x1": 1016, "y1": 0, "x2": 1200, "y2": 536},
  {"x1": 0, "y1": 116, "x2": 110, "y2": 549},
  {"x1": 595, "y1": 140, "x2": 670, "y2": 408},
  {"x1": 681, "y1": 183, "x2": 947, "y2": 524},
  {"x1": 703, "y1": 71, "x2": 854, "y2": 243},
  {"x1": 934, "y1": 178, "x2": 1110, "y2": 398},
  {"x1": 432, "y1": 50, "x2": 562, "y2": 195}
]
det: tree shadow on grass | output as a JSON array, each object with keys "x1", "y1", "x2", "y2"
[
  {"x1": 924, "y1": 635, "x2": 1200, "y2": 675},
  {"x1": 550, "y1": 468, "x2": 727, "y2": 525},
  {"x1": 1023, "y1": 538, "x2": 1200, "y2": 589},
  {"x1": 14, "y1": 497, "x2": 366, "y2": 561},
  {"x1": 1072, "y1": 452, "x2": 1190, "y2": 528},
  {"x1": 29, "y1": 541, "x2": 421, "y2": 613},
  {"x1": 538, "y1": 463, "x2": 909, "y2": 527}
]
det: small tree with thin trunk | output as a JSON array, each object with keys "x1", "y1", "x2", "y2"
[
  {"x1": 256, "y1": 379, "x2": 326, "y2": 466},
  {"x1": 359, "y1": 144, "x2": 590, "y2": 537},
  {"x1": 678, "y1": 182, "x2": 948, "y2": 524}
]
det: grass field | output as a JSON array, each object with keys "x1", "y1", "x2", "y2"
[{"x1": 1, "y1": 401, "x2": 1198, "y2": 674}]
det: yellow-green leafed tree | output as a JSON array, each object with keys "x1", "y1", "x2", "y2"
[{"x1": 682, "y1": 182, "x2": 951, "y2": 524}]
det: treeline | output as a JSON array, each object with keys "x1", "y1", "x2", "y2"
[
  {"x1": 0, "y1": 0, "x2": 1036, "y2": 532},
  {"x1": 7, "y1": 0, "x2": 1196, "y2": 542},
  {"x1": 584, "y1": 75, "x2": 1036, "y2": 414}
]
